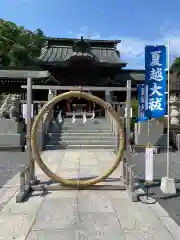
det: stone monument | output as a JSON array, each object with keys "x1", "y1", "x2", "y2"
[
  {"x1": 9, "y1": 95, "x2": 20, "y2": 121},
  {"x1": 0, "y1": 94, "x2": 24, "y2": 150},
  {"x1": 0, "y1": 94, "x2": 11, "y2": 119},
  {"x1": 134, "y1": 118, "x2": 165, "y2": 151}
]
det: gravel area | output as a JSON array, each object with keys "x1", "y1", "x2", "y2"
[{"x1": 0, "y1": 151, "x2": 28, "y2": 187}]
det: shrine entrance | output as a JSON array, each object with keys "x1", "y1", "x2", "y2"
[
  {"x1": 53, "y1": 89, "x2": 105, "y2": 117},
  {"x1": 31, "y1": 90, "x2": 125, "y2": 187},
  {"x1": 21, "y1": 84, "x2": 136, "y2": 124},
  {"x1": 15, "y1": 79, "x2": 136, "y2": 202}
]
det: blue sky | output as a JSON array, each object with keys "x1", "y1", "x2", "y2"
[{"x1": 1, "y1": 0, "x2": 180, "y2": 69}]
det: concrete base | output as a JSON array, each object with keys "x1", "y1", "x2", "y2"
[
  {"x1": 176, "y1": 134, "x2": 180, "y2": 150},
  {"x1": 0, "y1": 119, "x2": 23, "y2": 133},
  {"x1": 131, "y1": 145, "x2": 173, "y2": 154},
  {"x1": 160, "y1": 177, "x2": 176, "y2": 194},
  {"x1": 16, "y1": 187, "x2": 31, "y2": 203},
  {"x1": 0, "y1": 133, "x2": 24, "y2": 149},
  {"x1": 31, "y1": 183, "x2": 126, "y2": 191},
  {"x1": 127, "y1": 189, "x2": 139, "y2": 202}
]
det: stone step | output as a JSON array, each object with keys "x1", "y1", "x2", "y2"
[
  {"x1": 48, "y1": 132, "x2": 114, "y2": 136},
  {"x1": 63, "y1": 122, "x2": 110, "y2": 126},
  {"x1": 65, "y1": 112, "x2": 96, "y2": 117},
  {"x1": 48, "y1": 140, "x2": 116, "y2": 145},
  {"x1": 49, "y1": 121, "x2": 110, "y2": 131},
  {"x1": 63, "y1": 120, "x2": 109, "y2": 125},
  {"x1": 59, "y1": 129, "x2": 112, "y2": 134},
  {"x1": 63, "y1": 117, "x2": 107, "y2": 120},
  {"x1": 62, "y1": 126, "x2": 110, "y2": 130},
  {"x1": 47, "y1": 134, "x2": 115, "y2": 141},
  {"x1": 63, "y1": 121, "x2": 109, "y2": 124},
  {"x1": 62, "y1": 128, "x2": 111, "y2": 132},
  {"x1": 48, "y1": 130, "x2": 112, "y2": 134},
  {"x1": 44, "y1": 144, "x2": 116, "y2": 150}
]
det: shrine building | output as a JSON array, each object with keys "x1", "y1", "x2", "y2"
[{"x1": 0, "y1": 36, "x2": 148, "y2": 114}]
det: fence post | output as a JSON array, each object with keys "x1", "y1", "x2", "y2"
[
  {"x1": 19, "y1": 165, "x2": 26, "y2": 194},
  {"x1": 126, "y1": 80, "x2": 132, "y2": 151}
]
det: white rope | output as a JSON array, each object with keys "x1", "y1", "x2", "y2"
[
  {"x1": 82, "y1": 111, "x2": 87, "y2": 124},
  {"x1": 72, "y1": 111, "x2": 76, "y2": 124},
  {"x1": 57, "y1": 110, "x2": 62, "y2": 124},
  {"x1": 90, "y1": 110, "x2": 95, "y2": 119}
]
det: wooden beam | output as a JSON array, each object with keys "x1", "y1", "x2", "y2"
[
  {"x1": 20, "y1": 100, "x2": 47, "y2": 104},
  {"x1": 0, "y1": 70, "x2": 50, "y2": 79},
  {"x1": 21, "y1": 85, "x2": 137, "y2": 91}
]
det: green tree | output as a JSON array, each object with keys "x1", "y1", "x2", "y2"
[
  {"x1": 170, "y1": 57, "x2": 180, "y2": 74},
  {"x1": 0, "y1": 19, "x2": 45, "y2": 66}
]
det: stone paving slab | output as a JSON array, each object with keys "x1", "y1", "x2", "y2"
[
  {"x1": 0, "y1": 189, "x2": 176, "y2": 240},
  {"x1": 32, "y1": 198, "x2": 78, "y2": 230},
  {"x1": 0, "y1": 212, "x2": 36, "y2": 239},
  {"x1": 26, "y1": 230, "x2": 78, "y2": 240},
  {"x1": 0, "y1": 150, "x2": 179, "y2": 239},
  {"x1": 0, "y1": 186, "x2": 19, "y2": 209},
  {"x1": 78, "y1": 190, "x2": 115, "y2": 213},
  {"x1": 0, "y1": 172, "x2": 20, "y2": 209}
]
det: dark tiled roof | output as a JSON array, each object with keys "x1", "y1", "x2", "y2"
[
  {"x1": 38, "y1": 37, "x2": 126, "y2": 67},
  {"x1": 39, "y1": 46, "x2": 123, "y2": 64}
]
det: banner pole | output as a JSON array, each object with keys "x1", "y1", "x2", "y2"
[
  {"x1": 160, "y1": 42, "x2": 176, "y2": 194},
  {"x1": 167, "y1": 42, "x2": 170, "y2": 178},
  {"x1": 147, "y1": 119, "x2": 150, "y2": 147}
]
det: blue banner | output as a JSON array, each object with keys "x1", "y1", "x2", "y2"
[
  {"x1": 145, "y1": 45, "x2": 167, "y2": 118},
  {"x1": 137, "y1": 84, "x2": 148, "y2": 122}
]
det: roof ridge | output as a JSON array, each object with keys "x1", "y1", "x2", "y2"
[
  {"x1": 44, "y1": 36, "x2": 121, "y2": 44},
  {"x1": 45, "y1": 45, "x2": 117, "y2": 50}
]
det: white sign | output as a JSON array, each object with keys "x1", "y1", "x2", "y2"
[
  {"x1": 145, "y1": 147, "x2": 154, "y2": 182},
  {"x1": 124, "y1": 108, "x2": 132, "y2": 118},
  {"x1": 22, "y1": 104, "x2": 34, "y2": 120}
]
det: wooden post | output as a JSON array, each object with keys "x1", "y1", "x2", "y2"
[
  {"x1": 27, "y1": 78, "x2": 34, "y2": 183},
  {"x1": 126, "y1": 80, "x2": 132, "y2": 151}
]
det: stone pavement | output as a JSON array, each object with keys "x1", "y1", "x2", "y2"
[
  {"x1": 0, "y1": 150, "x2": 180, "y2": 239},
  {"x1": 128, "y1": 152, "x2": 180, "y2": 227}
]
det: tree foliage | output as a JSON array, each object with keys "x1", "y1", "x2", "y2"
[
  {"x1": 0, "y1": 19, "x2": 45, "y2": 66},
  {"x1": 170, "y1": 57, "x2": 180, "y2": 73}
]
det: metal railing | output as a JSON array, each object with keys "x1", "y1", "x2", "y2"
[
  {"x1": 122, "y1": 153, "x2": 135, "y2": 191},
  {"x1": 105, "y1": 108, "x2": 116, "y2": 134},
  {"x1": 122, "y1": 152, "x2": 138, "y2": 201},
  {"x1": 105, "y1": 107, "x2": 121, "y2": 151}
]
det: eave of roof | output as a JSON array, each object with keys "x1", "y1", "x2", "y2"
[
  {"x1": 38, "y1": 45, "x2": 126, "y2": 67},
  {"x1": 0, "y1": 66, "x2": 43, "y2": 70},
  {"x1": 0, "y1": 69, "x2": 50, "y2": 79},
  {"x1": 44, "y1": 37, "x2": 121, "y2": 45}
]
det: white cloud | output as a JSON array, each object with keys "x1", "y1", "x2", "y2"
[
  {"x1": 75, "y1": 33, "x2": 101, "y2": 40},
  {"x1": 117, "y1": 37, "x2": 146, "y2": 68},
  {"x1": 67, "y1": 30, "x2": 73, "y2": 35},
  {"x1": 118, "y1": 31, "x2": 180, "y2": 69},
  {"x1": 68, "y1": 27, "x2": 101, "y2": 40},
  {"x1": 68, "y1": 28, "x2": 180, "y2": 69}
]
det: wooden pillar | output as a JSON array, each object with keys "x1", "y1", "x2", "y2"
[
  {"x1": 126, "y1": 80, "x2": 132, "y2": 151},
  {"x1": 117, "y1": 104, "x2": 121, "y2": 115},
  {"x1": 66, "y1": 101, "x2": 70, "y2": 112}
]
